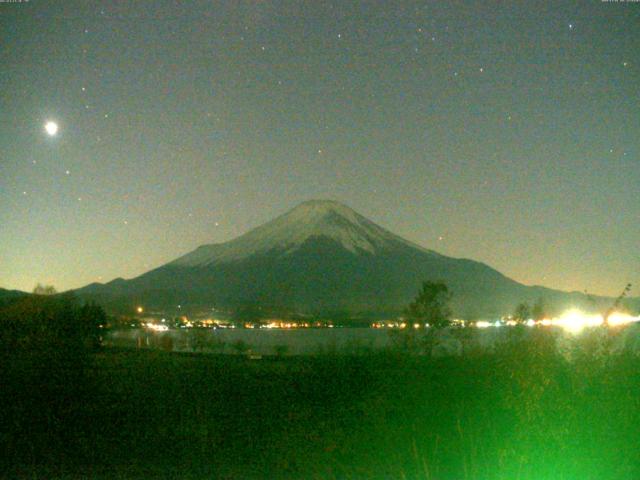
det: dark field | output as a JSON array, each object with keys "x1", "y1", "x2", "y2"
[{"x1": 3, "y1": 331, "x2": 640, "y2": 480}]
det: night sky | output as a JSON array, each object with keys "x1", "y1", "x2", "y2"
[{"x1": 1, "y1": 1, "x2": 638, "y2": 296}]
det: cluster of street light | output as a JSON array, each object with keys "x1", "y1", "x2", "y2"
[
  {"x1": 136, "y1": 304, "x2": 639, "y2": 335},
  {"x1": 370, "y1": 310, "x2": 640, "y2": 334}
]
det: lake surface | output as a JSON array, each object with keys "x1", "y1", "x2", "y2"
[
  {"x1": 109, "y1": 327, "x2": 400, "y2": 355},
  {"x1": 106, "y1": 324, "x2": 640, "y2": 357}
]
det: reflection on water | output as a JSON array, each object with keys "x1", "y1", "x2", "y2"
[
  {"x1": 106, "y1": 324, "x2": 640, "y2": 357},
  {"x1": 109, "y1": 328, "x2": 392, "y2": 355}
]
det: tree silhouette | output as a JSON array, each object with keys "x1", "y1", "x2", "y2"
[
  {"x1": 604, "y1": 283, "x2": 632, "y2": 325},
  {"x1": 531, "y1": 297, "x2": 546, "y2": 321},
  {"x1": 513, "y1": 302, "x2": 531, "y2": 324},
  {"x1": 405, "y1": 281, "x2": 452, "y2": 329},
  {"x1": 33, "y1": 283, "x2": 57, "y2": 295}
]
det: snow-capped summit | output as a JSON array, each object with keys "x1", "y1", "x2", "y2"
[
  {"x1": 75, "y1": 199, "x2": 609, "y2": 318},
  {"x1": 169, "y1": 199, "x2": 436, "y2": 267}
]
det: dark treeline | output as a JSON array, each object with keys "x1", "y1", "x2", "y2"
[{"x1": 0, "y1": 293, "x2": 106, "y2": 473}]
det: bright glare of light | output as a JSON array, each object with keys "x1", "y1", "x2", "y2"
[
  {"x1": 551, "y1": 310, "x2": 640, "y2": 333},
  {"x1": 469, "y1": 311, "x2": 639, "y2": 332},
  {"x1": 45, "y1": 121, "x2": 59, "y2": 136},
  {"x1": 136, "y1": 306, "x2": 143, "y2": 314},
  {"x1": 607, "y1": 312, "x2": 640, "y2": 327},
  {"x1": 146, "y1": 323, "x2": 168, "y2": 332},
  {"x1": 554, "y1": 309, "x2": 602, "y2": 333}
]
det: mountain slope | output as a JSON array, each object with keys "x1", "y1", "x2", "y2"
[
  {"x1": 169, "y1": 200, "x2": 441, "y2": 267},
  {"x1": 0, "y1": 288, "x2": 30, "y2": 307},
  {"x1": 75, "y1": 200, "x2": 624, "y2": 318}
]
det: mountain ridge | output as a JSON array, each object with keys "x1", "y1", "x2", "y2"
[
  {"x1": 75, "y1": 200, "x2": 636, "y2": 318},
  {"x1": 169, "y1": 200, "x2": 440, "y2": 268}
]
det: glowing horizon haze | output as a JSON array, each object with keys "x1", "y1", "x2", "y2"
[{"x1": 1, "y1": 1, "x2": 638, "y2": 296}]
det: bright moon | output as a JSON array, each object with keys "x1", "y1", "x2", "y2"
[{"x1": 45, "y1": 121, "x2": 59, "y2": 136}]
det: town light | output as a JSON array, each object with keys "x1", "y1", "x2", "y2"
[
  {"x1": 607, "y1": 312, "x2": 640, "y2": 327},
  {"x1": 145, "y1": 323, "x2": 168, "y2": 332}
]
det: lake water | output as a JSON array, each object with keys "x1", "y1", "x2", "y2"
[
  {"x1": 109, "y1": 327, "x2": 400, "y2": 355},
  {"x1": 106, "y1": 324, "x2": 640, "y2": 357}
]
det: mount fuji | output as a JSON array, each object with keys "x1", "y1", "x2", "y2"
[{"x1": 76, "y1": 200, "x2": 611, "y2": 318}]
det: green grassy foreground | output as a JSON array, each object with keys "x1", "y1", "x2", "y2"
[{"x1": 2, "y1": 329, "x2": 640, "y2": 479}]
